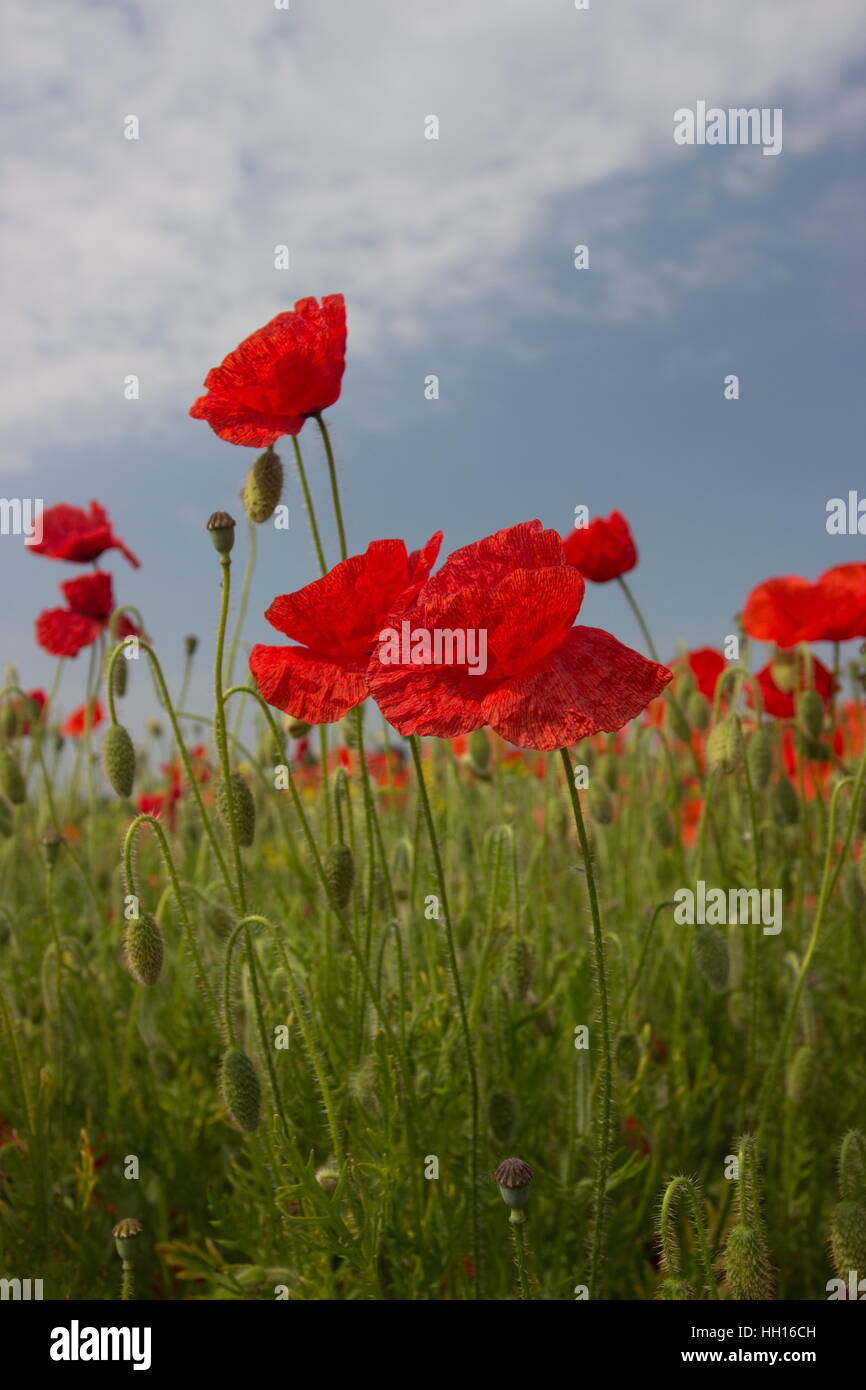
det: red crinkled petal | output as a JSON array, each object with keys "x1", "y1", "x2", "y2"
[
  {"x1": 60, "y1": 570, "x2": 113, "y2": 620},
  {"x1": 264, "y1": 535, "x2": 442, "y2": 658},
  {"x1": 36, "y1": 608, "x2": 101, "y2": 658},
  {"x1": 30, "y1": 502, "x2": 139, "y2": 567},
  {"x1": 742, "y1": 576, "x2": 816, "y2": 648},
  {"x1": 190, "y1": 295, "x2": 346, "y2": 446},
  {"x1": 562, "y1": 510, "x2": 637, "y2": 584},
  {"x1": 422, "y1": 521, "x2": 566, "y2": 598},
  {"x1": 406, "y1": 530, "x2": 444, "y2": 594},
  {"x1": 249, "y1": 644, "x2": 367, "y2": 724},
  {"x1": 686, "y1": 647, "x2": 726, "y2": 701},
  {"x1": 753, "y1": 654, "x2": 835, "y2": 719},
  {"x1": 812, "y1": 564, "x2": 866, "y2": 642}
]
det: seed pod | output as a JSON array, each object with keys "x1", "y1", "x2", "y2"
[
  {"x1": 217, "y1": 772, "x2": 256, "y2": 847},
  {"x1": 494, "y1": 1157, "x2": 533, "y2": 1220},
  {"x1": 722, "y1": 1223, "x2": 773, "y2": 1300},
  {"x1": 124, "y1": 913, "x2": 164, "y2": 987},
  {"x1": 747, "y1": 728, "x2": 773, "y2": 790},
  {"x1": 657, "y1": 1276, "x2": 692, "y2": 1300},
  {"x1": 587, "y1": 780, "x2": 614, "y2": 826},
  {"x1": 843, "y1": 862, "x2": 865, "y2": 915},
  {"x1": 112, "y1": 1217, "x2": 144, "y2": 1261},
  {"x1": 103, "y1": 724, "x2": 136, "y2": 798},
  {"x1": 220, "y1": 1047, "x2": 261, "y2": 1132},
  {"x1": 774, "y1": 777, "x2": 799, "y2": 827},
  {"x1": 505, "y1": 937, "x2": 533, "y2": 1001},
  {"x1": 693, "y1": 925, "x2": 729, "y2": 992},
  {"x1": 616, "y1": 1032, "x2": 641, "y2": 1081},
  {"x1": 649, "y1": 802, "x2": 674, "y2": 849},
  {"x1": 325, "y1": 842, "x2": 354, "y2": 909},
  {"x1": 0, "y1": 748, "x2": 26, "y2": 805},
  {"x1": 839, "y1": 1130, "x2": 866, "y2": 1202},
  {"x1": 206, "y1": 510, "x2": 236, "y2": 555},
  {"x1": 489, "y1": 1090, "x2": 517, "y2": 1144},
  {"x1": 40, "y1": 829, "x2": 63, "y2": 867},
  {"x1": 785, "y1": 1044, "x2": 816, "y2": 1104},
  {"x1": 830, "y1": 1201, "x2": 866, "y2": 1282},
  {"x1": 665, "y1": 698, "x2": 692, "y2": 743},
  {"x1": 0, "y1": 801, "x2": 13, "y2": 838},
  {"x1": 687, "y1": 691, "x2": 710, "y2": 732},
  {"x1": 242, "y1": 446, "x2": 284, "y2": 524},
  {"x1": 797, "y1": 688, "x2": 825, "y2": 740},
  {"x1": 707, "y1": 718, "x2": 744, "y2": 775}
]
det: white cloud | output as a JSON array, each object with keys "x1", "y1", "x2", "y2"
[{"x1": 2, "y1": 0, "x2": 864, "y2": 462}]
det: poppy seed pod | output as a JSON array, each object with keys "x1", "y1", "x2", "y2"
[
  {"x1": 707, "y1": 717, "x2": 744, "y2": 775},
  {"x1": 0, "y1": 747, "x2": 26, "y2": 805},
  {"x1": 495, "y1": 1157, "x2": 534, "y2": 1222},
  {"x1": 112, "y1": 1217, "x2": 143, "y2": 1261},
  {"x1": 325, "y1": 842, "x2": 354, "y2": 909},
  {"x1": 217, "y1": 772, "x2": 256, "y2": 847},
  {"x1": 103, "y1": 723, "x2": 136, "y2": 798},
  {"x1": 220, "y1": 1047, "x2": 262, "y2": 1132},
  {"x1": 124, "y1": 913, "x2": 164, "y2": 987},
  {"x1": 243, "y1": 446, "x2": 284, "y2": 524},
  {"x1": 206, "y1": 510, "x2": 237, "y2": 555},
  {"x1": 39, "y1": 829, "x2": 64, "y2": 867}
]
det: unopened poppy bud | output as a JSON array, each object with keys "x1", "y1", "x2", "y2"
[
  {"x1": 325, "y1": 842, "x2": 354, "y2": 909},
  {"x1": 774, "y1": 777, "x2": 799, "y2": 826},
  {"x1": 206, "y1": 902, "x2": 233, "y2": 941},
  {"x1": 649, "y1": 801, "x2": 674, "y2": 849},
  {"x1": 687, "y1": 691, "x2": 710, "y2": 732},
  {"x1": 494, "y1": 1157, "x2": 533, "y2": 1222},
  {"x1": 707, "y1": 717, "x2": 744, "y2": 775},
  {"x1": 184, "y1": 634, "x2": 198, "y2": 657},
  {"x1": 103, "y1": 724, "x2": 136, "y2": 798},
  {"x1": 747, "y1": 728, "x2": 772, "y2": 789},
  {"x1": 2, "y1": 704, "x2": 18, "y2": 738},
  {"x1": 40, "y1": 829, "x2": 64, "y2": 867},
  {"x1": 242, "y1": 446, "x2": 284, "y2": 524},
  {"x1": 785, "y1": 1044, "x2": 815, "y2": 1104},
  {"x1": 206, "y1": 510, "x2": 237, "y2": 555},
  {"x1": 284, "y1": 714, "x2": 311, "y2": 738},
  {"x1": 797, "y1": 688, "x2": 825, "y2": 740},
  {"x1": 665, "y1": 697, "x2": 692, "y2": 744},
  {"x1": 830, "y1": 1201, "x2": 866, "y2": 1282},
  {"x1": 616, "y1": 1032, "x2": 641, "y2": 1080},
  {"x1": 315, "y1": 1164, "x2": 339, "y2": 1194},
  {"x1": 112, "y1": 1217, "x2": 143, "y2": 1261},
  {"x1": 770, "y1": 652, "x2": 798, "y2": 694},
  {"x1": 0, "y1": 747, "x2": 26, "y2": 805},
  {"x1": 839, "y1": 1130, "x2": 866, "y2": 1201},
  {"x1": 505, "y1": 937, "x2": 533, "y2": 1001},
  {"x1": 657, "y1": 1276, "x2": 692, "y2": 1300},
  {"x1": 676, "y1": 667, "x2": 697, "y2": 701},
  {"x1": 587, "y1": 780, "x2": 614, "y2": 825},
  {"x1": 468, "y1": 728, "x2": 490, "y2": 772},
  {"x1": 124, "y1": 912, "x2": 164, "y2": 987},
  {"x1": 693, "y1": 925, "x2": 729, "y2": 992},
  {"x1": 722, "y1": 1223, "x2": 773, "y2": 1300},
  {"x1": 217, "y1": 771, "x2": 256, "y2": 847},
  {"x1": 488, "y1": 1090, "x2": 517, "y2": 1144},
  {"x1": 220, "y1": 1047, "x2": 261, "y2": 1132}
]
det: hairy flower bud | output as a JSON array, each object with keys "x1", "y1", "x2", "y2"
[
  {"x1": 124, "y1": 913, "x2": 164, "y2": 987},
  {"x1": 693, "y1": 925, "x2": 729, "y2": 992},
  {"x1": 774, "y1": 777, "x2": 799, "y2": 827},
  {"x1": 505, "y1": 937, "x2": 533, "y2": 1002},
  {"x1": 243, "y1": 446, "x2": 284, "y2": 524},
  {"x1": 220, "y1": 1047, "x2": 262, "y2": 1133},
  {"x1": 103, "y1": 723, "x2": 136, "y2": 798},
  {"x1": 0, "y1": 747, "x2": 26, "y2": 805},
  {"x1": 785, "y1": 1043, "x2": 816, "y2": 1104},
  {"x1": 707, "y1": 718, "x2": 744, "y2": 775},
  {"x1": 217, "y1": 772, "x2": 256, "y2": 847},
  {"x1": 325, "y1": 842, "x2": 354, "y2": 909},
  {"x1": 722, "y1": 1223, "x2": 773, "y2": 1300},
  {"x1": 746, "y1": 728, "x2": 773, "y2": 790},
  {"x1": 830, "y1": 1201, "x2": 866, "y2": 1282}
]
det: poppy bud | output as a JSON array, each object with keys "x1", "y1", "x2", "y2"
[
  {"x1": 657, "y1": 1277, "x2": 692, "y2": 1300},
  {"x1": 707, "y1": 717, "x2": 744, "y2": 775},
  {"x1": 2, "y1": 704, "x2": 18, "y2": 739},
  {"x1": 124, "y1": 913, "x2": 164, "y2": 987},
  {"x1": 220, "y1": 1047, "x2": 262, "y2": 1132},
  {"x1": 830, "y1": 1201, "x2": 866, "y2": 1282},
  {"x1": 616, "y1": 1032, "x2": 641, "y2": 1080},
  {"x1": 185, "y1": 635, "x2": 199, "y2": 657},
  {"x1": 103, "y1": 724, "x2": 136, "y2": 798},
  {"x1": 665, "y1": 698, "x2": 692, "y2": 744},
  {"x1": 468, "y1": 728, "x2": 491, "y2": 772},
  {"x1": 770, "y1": 652, "x2": 798, "y2": 694},
  {"x1": 839, "y1": 1130, "x2": 866, "y2": 1201},
  {"x1": 325, "y1": 842, "x2": 354, "y2": 909},
  {"x1": 112, "y1": 1217, "x2": 144, "y2": 1261},
  {"x1": 494, "y1": 1157, "x2": 533, "y2": 1223},
  {"x1": 217, "y1": 772, "x2": 256, "y2": 847},
  {"x1": 676, "y1": 667, "x2": 697, "y2": 701},
  {"x1": 648, "y1": 802, "x2": 674, "y2": 849},
  {"x1": 340, "y1": 711, "x2": 361, "y2": 750},
  {"x1": 774, "y1": 777, "x2": 799, "y2": 827},
  {"x1": 693, "y1": 925, "x2": 729, "y2": 992},
  {"x1": 785, "y1": 1044, "x2": 815, "y2": 1104},
  {"x1": 505, "y1": 937, "x2": 533, "y2": 1002},
  {"x1": 587, "y1": 781, "x2": 614, "y2": 825},
  {"x1": 206, "y1": 510, "x2": 237, "y2": 555},
  {"x1": 242, "y1": 446, "x2": 284, "y2": 525},
  {"x1": 40, "y1": 829, "x2": 63, "y2": 867},
  {"x1": 746, "y1": 728, "x2": 773, "y2": 790},
  {"x1": 687, "y1": 691, "x2": 710, "y2": 732},
  {"x1": 0, "y1": 748, "x2": 26, "y2": 805},
  {"x1": 284, "y1": 714, "x2": 311, "y2": 738},
  {"x1": 797, "y1": 688, "x2": 825, "y2": 740},
  {"x1": 206, "y1": 902, "x2": 234, "y2": 941},
  {"x1": 722, "y1": 1223, "x2": 773, "y2": 1300},
  {"x1": 488, "y1": 1090, "x2": 517, "y2": 1144}
]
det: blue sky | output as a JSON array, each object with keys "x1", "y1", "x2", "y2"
[{"x1": 2, "y1": 0, "x2": 865, "y2": 730}]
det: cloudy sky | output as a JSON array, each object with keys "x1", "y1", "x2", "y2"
[{"x1": 2, "y1": 0, "x2": 865, "y2": 727}]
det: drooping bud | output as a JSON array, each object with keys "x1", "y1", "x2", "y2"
[
  {"x1": 770, "y1": 652, "x2": 798, "y2": 695},
  {"x1": 707, "y1": 718, "x2": 744, "y2": 775},
  {"x1": 657, "y1": 1276, "x2": 692, "y2": 1300},
  {"x1": 797, "y1": 688, "x2": 825, "y2": 740},
  {"x1": 488, "y1": 1090, "x2": 517, "y2": 1144},
  {"x1": 665, "y1": 697, "x2": 692, "y2": 744},
  {"x1": 206, "y1": 510, "x2": 237, "y2": 555},
  {"x1": 217, "y1": 772, "x2": 256, "y2": 847},
  {"x1": 830, "y1": 1201, "x2": 866, "y2": 1282},
  {"x1": 206, "y1": 901, "x2": 234, "y2": 942},
  {"x1": 494, "y1": 1157, "x2": 534, "y2": 1223},
  {"x1": 103, "y1": 724, "x2": 136, "y2": 798},
  {"x1": 746, "y1": 728, "x2": 773, "y2": 790},
  {"x1": 325, "y1": 842, "x2": 354, "y2": 909},
  {"x1": 0, "y1": 747, "x2": 26, "y2": 805},
  {"x1": 468, "y1": 728, "x2": 491, "y2": 773},
  {"x1": 693, "y1": 925, "x2": 729, "y2": 992},
  {"x1": 124, "y1": 913, "x2": 164, "y2": 987},
  {"x1": 687, "y1": 691, "x2": 711, "y2": 732},
  {"x1": 242, "y1": 446, "x2": 284, "y2": 525},
  {"x1": 505, "y1": 937, "x2": 533, "y2": 1002},
  {"x1": 722, "y1": 1223, "x2": 773, "y2": 1300},
  {"x1": 220, "y1": 1047, "x2": 262, "y2": 1132},
  {"x1": 838, "y1": 1129, "x2": 866, "y2": 1202}
]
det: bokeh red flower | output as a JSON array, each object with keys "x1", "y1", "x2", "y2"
[
  {"x1": 562, "y1": 510, "x2": 637, "y2": 583},
  {"x1": 36, "y1": 573, "x2": 137, "y2": 659},
  {"x1": 29, "y1": 501, "x2": 139, "y2": 568}
]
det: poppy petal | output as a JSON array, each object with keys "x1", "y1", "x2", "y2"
[{"x1": 250, "y1": 644, "x2": 367, "y2": 724}]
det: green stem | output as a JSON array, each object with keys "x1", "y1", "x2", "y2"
[
  {"x1": 213, "y1": 554, "x2": 247, "y2": 914},
  {"x1": 314, "y1": 412, "x2": 348, "y2": 561},
  {"x1": 292, "y1": 436, "x2": 328, "y2": 576}
]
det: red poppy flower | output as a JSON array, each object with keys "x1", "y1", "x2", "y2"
[
  {"x1": 1, "y1": 688, "x2": 46, "y2": 735},
  {"x1": 29, "y1": 501, "x2": 139, "y2": 568},
  {"x1": 812, "y1": 564, "x2": 866, "y2": 642},
  {"x1": 752, "y1": 652, "x2": 835, "y2": 719},
  {"x1": 562, "y1": 510, "x2": 637, "y2": 583},
  {"x1": 35, "y1": 572, "x2": 137, "y2": 658},
  {"x1": 744, "y1": 566, "x2": 866, "y2": 647},
  {"x1": 367, "y1": 521, "x2": 671, "y2": 751},
  {"x1": 63, "y1": 700, "x2": 104, "y2": 737},
  {"x1": 249, "y1": 532, "x2": 443, "y2": 724},
  {"x1": 683, "y1": 647, "x2": 726, "y2": 701},
  {"x1": 189, "y1": 295, "x2": 347, "y2": 447}
]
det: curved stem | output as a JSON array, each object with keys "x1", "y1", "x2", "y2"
[{"x1": 314, "y1": 412, "x2": 347, "y2": 561}]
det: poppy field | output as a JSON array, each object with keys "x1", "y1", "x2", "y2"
[{"x1": 2, "y1": 294, "x2": 866, "y2": 1303}]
